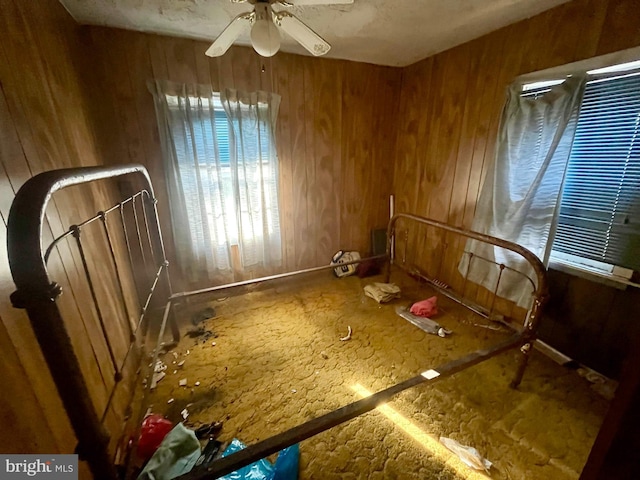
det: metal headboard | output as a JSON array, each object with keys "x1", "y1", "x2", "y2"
[{"x1": 8, "y1": 164, "x2": 174, "y2": 480}]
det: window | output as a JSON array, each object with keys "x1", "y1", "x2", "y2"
[
  {"x1": 166, "y1": 95, "x2": 236, "y2": 250},
  {"x1": 162, "y1": 92, "x2": 281, "y2": 272},
  {"x1": 524, "y1": 64, "x2": 640, "y2": 278}
]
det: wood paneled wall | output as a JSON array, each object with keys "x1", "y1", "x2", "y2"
[
  {"x1": 392, "y1": 0, "x2": 640, "y2": 373},
  {"x1": 0, "y1": 0, "x2": 142, "y2": 462},
  {"x1": 2, "y1": 0, "x2": 640, "y2": 463},
  {"x1": 82, "y1": 29, "x2": 402, "y2": 288},
  {"x1": 541, "y1": 270, "x2": 640, "y2": 378}
]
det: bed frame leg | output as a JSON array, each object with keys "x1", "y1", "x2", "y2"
[
  {"x1": 510, "y1": 341, "x2": 533, "y2": 388},
  {"x1": 169, "y1": 306, "x2": 181, "y2": 344},
  {"x1": 511, "y1": 296, "x2": 546, "y2": 388}
]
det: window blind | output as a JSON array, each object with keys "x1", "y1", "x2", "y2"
[
  {"x1": 167, "y1": 95, "x2": 231, "y2": 164},
  {"x1": 550, "y1": 71, "x2": 640, "y2": 271},
  {"x1": 213, "y1": 109, "x2": 231, "y2": 164}
]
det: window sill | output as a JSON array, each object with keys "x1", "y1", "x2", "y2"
[{"x1": 548, "y1": 257, "x2": 639, "y2": 290}]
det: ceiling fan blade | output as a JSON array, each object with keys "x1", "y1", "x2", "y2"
[
  {"x1": 274, "y1": 11, "x2": 331, "y2": 56},
  {"x1": 205, "y1": 12, "x2": 253, "y2": 57},
  {"x1": 279, "y1": 0, "x2": 353, "y2": 5}
]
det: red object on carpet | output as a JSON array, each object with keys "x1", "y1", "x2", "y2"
[
  {"x1": 410, "y1": 296, "x2": 438, "y2": 317},
  {"x1": 137, "y1": 414, "x2": 173, "y2": 461}
]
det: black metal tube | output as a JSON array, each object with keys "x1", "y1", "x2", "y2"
[
  {"x1": 171, "y1": 254, "x2": 388, "y2": 301},
  {"x1": 8, "y1": 164, "x2": 155, "y2": 480},
  {"x1": 43, "y1": 230, "x2": 74, "y2": 265},
  {"x1": 101, "y1": 338, "x2": 139, "y2": 425},
  {"x1": 100, "y1": 212, "x2": 135, "y2": 341},
  {"x1": 180, "y1": 333, "x2": 525, "y2": 480},
  {"x1": 19, "y1": 300, "x2": 117, "y2": 480},
  {"x1": 137, "y1": 263, "x2": 165, "y2": 332},
  {"x1": 168, "y1": 300, "x2": 181, "y2": 344},
  {"x1": 511, "y1": 296, "x2": 547, "y2": 388},
  {"x1": 488, "y1": 264, "x2": 506, "y2": 318},
  {"x1": 131, "y1": 196, "x2": 148, "y2": 274},
  {"x1": 71, "y1": 225, "x2": 121, "y2": 380},
  {"x1": 140, "y1": 191, "x2": 157, "y2": 267},
  {"x1": 119, "y1": 202, "x2": 143, "y2": 311}
]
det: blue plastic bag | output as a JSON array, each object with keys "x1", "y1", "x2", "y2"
[
  {"x1": 270, "y1": 442, "x2": 299, "y2": 480},
  {"x1": 219, "y1": 439, "x2": 299, "y2": 480}
]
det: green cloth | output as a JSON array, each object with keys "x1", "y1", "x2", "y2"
[{"x1": 138, "y1": 423, "x2": 201, "y2": 480}]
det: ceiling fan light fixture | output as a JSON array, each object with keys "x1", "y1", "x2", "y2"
[
  {"x1": 207, "y1": 0, "x2": 336, "y2": 58},
  {"x1": 250, "y1": 3, "x2": 281, "y2": 57}
]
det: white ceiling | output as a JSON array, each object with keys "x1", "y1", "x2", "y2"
[{"x1": 60, "y1": 0, "x2": 571, "y2": 67}]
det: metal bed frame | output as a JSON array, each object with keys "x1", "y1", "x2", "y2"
[{"x1": 8, "y1": 165, "x2": 547, "y2": 480}]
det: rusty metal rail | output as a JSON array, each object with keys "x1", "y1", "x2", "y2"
[
  {"x1": 180, "y1": 333, "x2": 526, "y2": 479},
  {"x1": 8, "y1": 166, "x2": 548, "y2": 480},
  {"x1": 180, "y1": 214, "x2": 548, "y2": 479}
]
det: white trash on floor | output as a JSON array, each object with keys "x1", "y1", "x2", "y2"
[
  {"x1": 395, "y1": 306, "x2": 451, "y2": 337},
  {"x1": 440, "y1": 436, "x2": 492, "y2": 473}
]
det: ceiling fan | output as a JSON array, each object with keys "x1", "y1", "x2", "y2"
[{"x1": 205, "y1": 0, "x2": 354, "y2": 58}]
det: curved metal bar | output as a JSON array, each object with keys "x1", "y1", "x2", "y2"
[
  {"x1": 7, "y1": 164, "x2": 158, "y2": 480},
  {"x1": 43, "y1": 230, "x2": 74, "y2": 264},
  {"x1": 462, "y1": 249, "x2": 538, "y2": 295},
  {"x1": 386, "y1": 213, "x2": 548, "y2": 300},
  {"x1": 43, "y1": 193, "x2": 138, "y2": 265},
  {"x1": 385, "y1": 213, "x2": 549, "y2": 388},
  {"x1": 9, "y1": 164, "x2": 155, "y2": 294}
]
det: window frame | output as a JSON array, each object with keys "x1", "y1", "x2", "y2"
[
  {"x1": 519, "y1": 55, "x2": 640, "y2": 288},
  {"x1": 164, "y1": 92, "x2": 281, "y2": 258}
]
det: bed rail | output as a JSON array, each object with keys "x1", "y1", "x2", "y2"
[
  {"x1": 8, "y1": 165, "x2": 174, "y2": 480},
  {"x1": 8, "y1": 165, "x2": 548, "y2": 480},
  {"x1": 182, "y1": 214, "x2": 548, "y2": 479}
]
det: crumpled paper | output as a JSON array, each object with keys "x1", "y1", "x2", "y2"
[{"x1": 440, "y1": 437, "x2": 492, "y2": 473}]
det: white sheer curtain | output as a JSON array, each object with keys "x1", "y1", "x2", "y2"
[
  {"x1": 460, "y1": 75, "x2": 587, "y2": 307},
  {"x1": 221, "y1": 88, "x2": 282, "y2": 269},
  {"x1": 149, "y1": 80, "x2": 282, "y2": 282}
]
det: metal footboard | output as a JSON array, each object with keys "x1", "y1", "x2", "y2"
[
  {"x1": 385, "y1": 213, "x2": 548, "y2": 388},
  {"x1": 178, "y1": 228, "x2": 547, "y2": 478}
]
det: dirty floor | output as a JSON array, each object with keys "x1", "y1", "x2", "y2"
[{"x1": 147, "y1": 271, "x2": 608, "y2": 479}]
